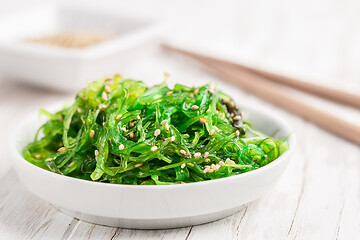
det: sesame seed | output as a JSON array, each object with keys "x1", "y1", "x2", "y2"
[
  {"x1": 187, "y1": 163, "x2": 195, "y2": 167},
  {"x1": 129, "y1": 122, "x2": 135, "y2": 128},
  {"x1": 191, "y1": 105, "x2": 199, "y2": 110},
  {"x1": 230, "y1": 113, "x2": 234, "y2": 117},
  {"x1": 90, "y1": 130, "x2": 95, "y2": 138},
  {"x1": 219, "y1": 161, "x2": 225, "y2": 166},
  {"x1": 180, "y1": 181, "x2": 186, "y2": 184},
  {"x1": 167, "y1": 91, "x2": 174, "y2": 95},
  {"x1": 151, "y1": 146, "x2": 158, "y2": 152},
  {"x1": 102, "y1": 91, "x2": 108, "y2": 101},
  {"x1": 225, "y1": 158, "x2": 236, "y2": 164},
  {"x1": 115, "y1": 114, "x2": 122, "y2": 121},
  {"x1": 203, "y1": 152, "x2": 209, "y2": 158},
  {"x1": 99, "y1": 104, "x2": 107, "y2": 110},
  {"x1": 209, "y1": 129, "x2": 215, "y2": 135},
  {"x1": 233, "y1": 115, "x2": 241, "y2": 121},
  {"x1": 194, "y1": 88, "x2": 199, "y2": 95},
  {"x1": 102, "y1": 122, "x2": 106, "y2": 127},
  {"x1": 180, "y1": 149, "x2": 186, "y2": 155},
  {"x1": 208, "y1": 169, "x2": 214, "y2": 173},
  {"x1": 194, "y1": 152, "x2": 201, "y2": 158},
  {"x1": 121, "y1": 127, "x2": 127, "y2": 132},
  {"x1": 68, "y1": 161, "x2": 76, "y2": 168},
  {"x1": 134, "y1": 163, "x2": 143, "y2": 168},
  {"x1": 57, "y1": 147, "x2": 67, "y2": 153},
  {"x1": 95, "y1": 150, "x2": 99, "y2": 156},
  {"x1": 165, "y1": 122, "x2": 170, "y2": 131},
  {"x1": 129, "y1": 132, "x2": 134, "y2": 138},
  {"x1": 105, "y1": 85, "x2": 112, "y2": 93},
  {"x1": 170, "y1": 136, "x2": 175, "y2": 142},
  {"x1": 181, "y1": 163, "x2": 186, "y2": 168},
  {"x1": 236, "y1": 130, "x2": 240, "y2": 137},
  {"x1": 154, "y1": 129, "x2": 161, "y2": 137},
  {"x1": 77, "y1": 108, "x2": 82, "y2": 114},
  {"x1": 199, "y1": 118, "x2": 206, "y2": 124},
  {"x1": 137, "y1": 115, "x2": 141, "y2": 120},
  {"x1": 34, "y1": 154, "x2": 42, "y2": 159},
  {"x1": 161, "y1": 119, "x2": 168, "y2": 126},
  {"x1": 119, "y1": 144, "x2": 125, "y2": 150}
]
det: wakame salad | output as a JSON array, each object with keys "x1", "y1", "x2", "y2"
[{"x1": 23, "y1": 75, "x2": 289, "y2": 185}]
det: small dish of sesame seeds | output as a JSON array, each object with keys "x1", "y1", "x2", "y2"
[
  {"x1": 9, "y1": 76, "x2": 295, "y2": 229},
  {"x1": 0, "y1": 4, "x2": 163, "y2": 91}
]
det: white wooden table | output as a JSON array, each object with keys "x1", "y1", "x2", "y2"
[{"x1": 1, "y1": 0, "x2": 360, "y2": 239}]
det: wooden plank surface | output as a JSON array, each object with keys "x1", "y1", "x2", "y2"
[{"x1": 0, "y1": 0, "x2": 360, "y2": 239}]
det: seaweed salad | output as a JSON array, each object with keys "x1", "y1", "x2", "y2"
[{"x1": 23, "y1": 75, "x2": 289, "y2": 185}]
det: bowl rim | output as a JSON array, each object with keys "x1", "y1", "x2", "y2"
[{"x1": 10, "y1": 100, "x2": 296, "y2": 190}]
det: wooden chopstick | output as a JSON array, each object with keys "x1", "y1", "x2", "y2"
[
  {"x1": 163, "y1": 44, "x2": 360, "y2": 110},
  {"x1": 163, "y1": 44, "x2": 360, "y2": 145}
]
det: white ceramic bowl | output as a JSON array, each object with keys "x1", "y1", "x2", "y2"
[
  {"x1": 0, "y1": 5, "x2": 163, "y2": 91},
  {"x1": 10, "y1": 103, "x2": 295, "y2": 229}
]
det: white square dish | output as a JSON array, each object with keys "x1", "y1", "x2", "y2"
[{"x1": 0, "y1": 5, "x2": 163, "y2": 91}]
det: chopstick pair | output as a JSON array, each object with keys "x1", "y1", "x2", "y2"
[{"x1": 163, "y1": 44, "x2": 360, "y2": 146}]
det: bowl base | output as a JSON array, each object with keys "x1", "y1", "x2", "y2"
[{"x1": 57, "y1": 205, "x2": 246, "y2": 229}]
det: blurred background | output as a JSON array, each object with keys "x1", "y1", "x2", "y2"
[{"x1": 1, "y1": 0, "x2": 360, "y2": 175}]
